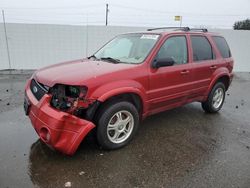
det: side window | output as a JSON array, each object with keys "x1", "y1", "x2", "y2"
[
  {"x1": 157, "y1": 36, "x2": 188, "y2": 65},
  {"x1": 212, "y1": 36, "x2": 231, "y2": 58},
  {"x1": 191, "y1": 36, "x2": 214, "y2": 62}
]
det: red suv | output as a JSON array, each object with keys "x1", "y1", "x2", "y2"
[{"x1": 24, "y1": 27, "x2": 234, "y2": 155}]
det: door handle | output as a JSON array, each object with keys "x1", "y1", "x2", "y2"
[
  {"x1": 180, "y1": 70, "x2": 190, "y2": 75},
  {"x1": 210, "y1": 65, "x2": 217, "y2": 70}
]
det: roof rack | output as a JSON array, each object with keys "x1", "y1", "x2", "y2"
[
  {"x1": 189, "y1": 28, "x2": 208, "y2": 32},
  {"x1": 147, "y1": 27, "x2": 190, "y2": 31},
  {"x1": 147, "y1": 27, "x2": 208, "y2": 32}
]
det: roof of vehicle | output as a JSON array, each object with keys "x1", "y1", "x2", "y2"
[{"x1": 123, "y1": 27, "x2": 222, "y2": 37}]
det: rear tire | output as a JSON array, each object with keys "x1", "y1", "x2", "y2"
[
  {"x1": 96, "y1": 101, "x2": 139, "y2": 150},
  {"x1": 202, "y1": 82, "x2": 226, "y2": 113}
]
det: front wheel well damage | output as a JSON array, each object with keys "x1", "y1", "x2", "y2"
[
  {"x1": 75, "y1": 100, "x2": 101, "y2": 121},
  {"x1": 93, "y1": 93, "x2": 143, "y2": 123}
]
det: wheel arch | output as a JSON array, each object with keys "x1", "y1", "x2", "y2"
[
  {"x1": 206, "y1": 73, "x2": 230, "y2": 97},
  {"x1": 97, "y1": 91, "x2": 144, "y2": 116},
  {"x1": 217, "y1": 75, "x2": 230, "y2": 91}
]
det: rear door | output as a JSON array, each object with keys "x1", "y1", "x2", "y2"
[{"x1": 189, "y1": 35, "x2": 219, "y2": 97}]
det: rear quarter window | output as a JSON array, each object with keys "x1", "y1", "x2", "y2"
[{"x1": 212, "y1": 36, "x2": 231, "y2": 58}]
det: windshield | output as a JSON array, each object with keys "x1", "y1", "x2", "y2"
[{"x1": 94, "y1": 33, "x2": 160, "y2": 64}]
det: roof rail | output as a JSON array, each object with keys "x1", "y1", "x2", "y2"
[
  {"x1": 189, "y1": 28, "x2": 208, "y2": 32},
  {"x1": 147, "y1": 27, "x2": 208, "y2": 32},
  {"x1": 147, "y1": 27, "x2": 190, "y2": 31}
]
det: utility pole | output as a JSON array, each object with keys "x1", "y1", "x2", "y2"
[
  {"x1": 2, "y1": 10, "x2": 11, "y2": 71},
  {"x1": 105, "y1": 4, "x2": 109, "y2": 26}
]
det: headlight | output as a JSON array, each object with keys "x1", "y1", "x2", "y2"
[
  {"x1": 66, "y1": 86, "x2": 80, "y2": 98},
  {"x1": 65, "y1": 85, "x2": 87, "y2": 98}
]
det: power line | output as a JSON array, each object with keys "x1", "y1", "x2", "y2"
[
  {"x1": 4, "y1": 19, "x2": 103, "y2": 24},
  {"x1": 6, "y1": 15, "x2": 104, "y2": 20},
  {"x1": 1, "y1": 2, "x2": 246, "y2": 29},
  {"x1": 0, "y1": 4, "x2": 103, "y2": 10},
  {"x1": 111, "y1": 3, "x2": 250, "y2": 17},
  {"x1": 5, "y1": 11, "x2": 105, "y2": 16}
]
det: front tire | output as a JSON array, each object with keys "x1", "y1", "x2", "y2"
[
  {"x1": 202, "y1": 82, "x2": 226, "y2": 113},
  {"x1": 96, "y1": 101, "x2": 139, "y2": 150}
]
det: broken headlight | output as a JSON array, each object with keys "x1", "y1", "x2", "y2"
[
  {"x1": 65, "y1": 85, "x2": 81, "y2": 98},
  {"x1": 50, "y1": 84, "x2": 88, "y2": 114}
]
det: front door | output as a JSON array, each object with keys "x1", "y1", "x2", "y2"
[{"x1": 148, "y1": 35, "x2": 193, "y2": 113}]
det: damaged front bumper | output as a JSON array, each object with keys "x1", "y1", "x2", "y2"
[{"x1": 24, "y1": 80, "x2": 96, "y2": 155}]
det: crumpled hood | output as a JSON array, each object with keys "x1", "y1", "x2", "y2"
[{"x1": 34, "y1": 59, "x2": 135, "y2": 87}]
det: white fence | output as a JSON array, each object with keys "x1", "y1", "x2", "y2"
[{"x1": 0, "y1": 23, "x2": 250, "y2": 72}]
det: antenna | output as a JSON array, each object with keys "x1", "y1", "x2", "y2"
[
  {"x1": 2, "y1": 10, "x2": 11, "y2": 71},
  {"x1": 105, "y1": 4, "x2": 109, "y2": 26}
]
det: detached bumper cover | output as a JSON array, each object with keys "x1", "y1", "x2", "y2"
[{"x1": 25, "y1": 80, "x2": 95, "y2": 155}]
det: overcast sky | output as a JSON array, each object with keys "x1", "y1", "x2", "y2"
[{"x1": 1, "y1": 0, "x2": 250, "y2": 28}]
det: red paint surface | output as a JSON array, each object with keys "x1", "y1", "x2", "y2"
[
  {"x1": 25, "y1": 31, "x2": 234, "y2": 155},
  {"x1": 25, "y1": 80, "x2": 95, "y2": 155}
]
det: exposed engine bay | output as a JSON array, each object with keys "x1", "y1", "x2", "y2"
[{"x1": 49, "y1": 84, "x2": 95, "y2": 117}]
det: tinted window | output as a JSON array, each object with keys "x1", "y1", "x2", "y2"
[
  {"x1": 157, "y1": 36, "x2": 188, "y2": 65},
  {"x1": 191, "y1": 36, "x2": 214, "y2": 62},
  {"x1": 212, "y1": 36, "x2": 231, "y2": 58}
]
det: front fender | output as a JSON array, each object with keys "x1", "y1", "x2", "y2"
[{"x1": 90, "y1": 80, "x2": 147, "y2": 111}]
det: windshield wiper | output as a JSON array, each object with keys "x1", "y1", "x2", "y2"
[
  {"x1": 87, "y1": 55, "x2": 99, "y2": 60},
  {"x1": 100, "y1": 57, "x2": 121, "y2": 64}
]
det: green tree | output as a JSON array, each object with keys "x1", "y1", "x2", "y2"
[{"x1": 233, "y1": 19, "x2": 250, "y2": 30}]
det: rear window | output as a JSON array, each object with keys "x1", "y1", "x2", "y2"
[
  {"x1": 212, "y1": 36, "x2": 231, "y2": 58},
  {"x1": 191, "y1": 36, "x2": 214, "y2": 62}
]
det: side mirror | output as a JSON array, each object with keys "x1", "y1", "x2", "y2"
[{"x1": 152, "y1": 57, "x2": 175, "y2": 68}]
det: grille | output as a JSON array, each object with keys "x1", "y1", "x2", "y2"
[{"x1": 30, "y1": 79, "x2": 48, "y2": 101}]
